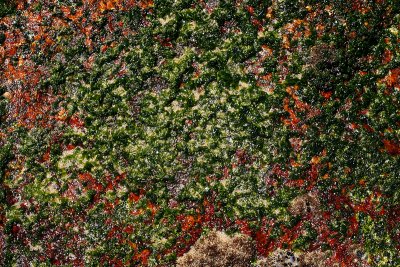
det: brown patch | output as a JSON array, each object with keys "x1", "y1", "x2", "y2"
[
  {"x1": 306, "y1": 44, "x2": 338, "y2": 71},
  {"x1": 300, "y1": 249, "x2": 331, "y2": 267},
  {"x1": 176, "y1": 230, "x2": 255, "y2": 267},
  {"x1": 288, "y1": 193, "x2": 321, "y2": 217}
]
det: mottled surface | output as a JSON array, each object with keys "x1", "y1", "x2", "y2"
[
  {"x1": 177, "y1": 230, "x2": 254, "y2": 267},
  {"x1": 0, "y1": 0, "x2": 399, "y2": 266}
]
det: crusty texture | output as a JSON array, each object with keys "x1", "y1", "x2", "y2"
[
  {"x1": 258, "y1": 249, "x2": 301, "y2": 267},
  {"x1": 176, "y1": 230, "x2": 255, "y2": 267},
  {"x1": 257, "y1": 249, "x2": 334, "y2": 267},
  {"x1": 288, "y1": 193, "x2": 321, "y2": 217},
  {"x1": 300, "y1": 249, "x2": 331, "y2": 267}
]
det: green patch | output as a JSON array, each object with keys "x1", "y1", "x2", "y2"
[{"x1": 0, "y1": 0, "x2": 15, "y2": 17}]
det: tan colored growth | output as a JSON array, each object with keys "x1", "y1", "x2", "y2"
[
  {"x1": 300, "y1": 249, "x2": 331, "y2": 267},
  {"x1": 176, "y1": 230, "x2": 255, "y2": 267},
  {"x1": 2, "y1": 92, "x2": 12, "y2": 100},
  {"x1": 288, "y1": 192, "x2": 321, "y2": 217},
  {"x1": 257, "y1": 249, "x2": 332, "y2": 267}
]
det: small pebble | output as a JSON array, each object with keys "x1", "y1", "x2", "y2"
[{"x1": 2, "y1": 92, "x2": 11, "y2": 99}]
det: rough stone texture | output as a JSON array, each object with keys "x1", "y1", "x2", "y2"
[
  {"x1": 258, "y1": 249, "x2": 302, "y2": 267},
  {"x1": 176, "y1": 230, "x2": 255, "y2": 267},
  {"x1": 257, "y1": 249, "x2": 333, "y2": 267}
]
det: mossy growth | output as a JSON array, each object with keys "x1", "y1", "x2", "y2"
[{"x1": 0, "y1": 0, "x2": 15, "y2": 17}]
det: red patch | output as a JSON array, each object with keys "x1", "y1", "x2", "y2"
[
  {"x1": 383, "y1": 139, "x2": 400, "y2": 155},
  {"x1": 321, "y1": 90, "x2": 332, "y2": 99}
]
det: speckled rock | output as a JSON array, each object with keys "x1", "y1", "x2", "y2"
[{"x1": 258, "y1": 249, "x2": 302, "y2": 267}]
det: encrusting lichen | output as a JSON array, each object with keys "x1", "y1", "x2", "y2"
[{"x1": 177, "y1": 230, "x2": 255, "y2": 267}]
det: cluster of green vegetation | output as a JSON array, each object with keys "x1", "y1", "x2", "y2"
[
  {"x1": 0, "y1": 0, "x2": 15, "y2": 17},
  {"x1": 1, "y1": 0, "x2": 399, "y2": 266}
]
